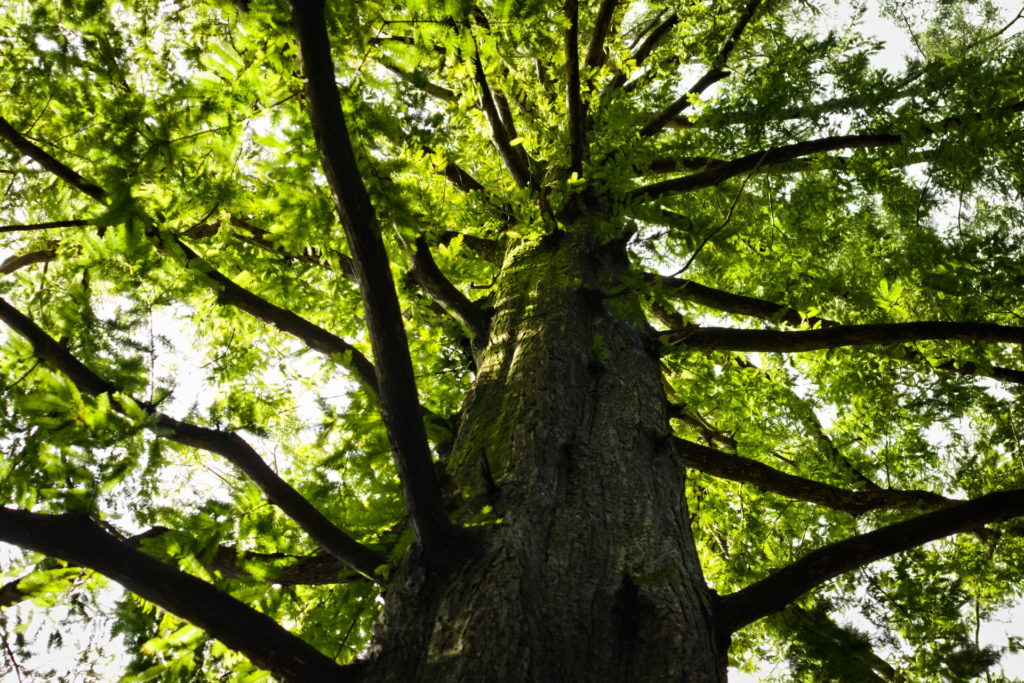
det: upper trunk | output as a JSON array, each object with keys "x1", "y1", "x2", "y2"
[{"x1": 366, "y1": 230, "x2": 726, "y2": 682}]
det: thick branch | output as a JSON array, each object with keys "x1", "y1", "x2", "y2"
[
  {"x1": 474, "y1": 55, "x2": 533, "y2": 188},
  {"x1": 716, "y1": 487, "x2": 1024, "y2": 634},
  {"x1": 584, "y1": 0, "x2": 619, "y2": 69},
  {"x1": 648, "y1": 274, "x2": 1024, "y2": 385},
  {"x1": 0, "y1": 297, "x2": 385, "y2": 579},
  {"x1": 631, "y1": 134, "x2": 902, "y2": 201},
  {"x1": 0, "y1": 117, "x2": 106, "y2": 201},
  {"x1": 674, "y1": 438, "x2": 954, "y2": 515},
  {"x1": 564, "y1": 0, "x2": 585, "y2": 174},
  {"x1": 410, "y1": 236, "x2": 491, "y2": 346},
  {"x1": 662, "y1": 321, "x2": 1024, "y2": 353},
  {"x1": 0, "y1": 508, "x2": 351, "y2": 681},
  {"x1": 289, "y1": 0, "x2": 460, "y2": 557},
  {"x1": 638, "y1": 0, "x2": 765, "y2": 137},
  {"x1": 0, "y1": 248, "x2": 57, "y2": 275}
]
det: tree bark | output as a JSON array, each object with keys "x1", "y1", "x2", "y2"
[{"x1": 364, "y1": 233, "x2": 726, "y2": 681}]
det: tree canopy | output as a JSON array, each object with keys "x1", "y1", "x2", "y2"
[{"x1": 1, "y1": 0, "x2": 1023, "y2": 680}]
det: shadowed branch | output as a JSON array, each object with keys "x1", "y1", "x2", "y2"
[
  {"x1": 584, "y1": 0, "x2": 619, "y2": 69},
  {"x1": 288, "y1": 0, "x2": 462, "y2": 558},
  {"x1": 0, "y1": 508, "x2": 354, "y2": 681},
  {"x1": 716, "y1": 487, "x2": 1024, "y2": 634},
  {"x1": 410, "y1": 236, "x2": 492, "y2": 347},
  {"x1": 674, "y1": 438, "x2": 954, "y2": 515},
  {"x1": 661, "y1": 321, "x2": 1024, "y2": 353},
  {"x1": 638, "y1": 0, "x2": 766, "y2": 137},
  {"x1": 606, "y1": 12, "x2": 679, "y2": 91},
  {"x1": 630, "y1": 134, "x2": 902, "y2": 201},
  {"x1": 0, "y1": 113, "x2": 381, "y2": 395},
  {"x1": 0, "y1": 297, "x2": 385, "y2": 580},
  {"x1": 564, "y1": 0, "x2": 585, "y2": 174},
  {"x1": 646, "y1": 273, "x2": 1024, "y2": 385}
]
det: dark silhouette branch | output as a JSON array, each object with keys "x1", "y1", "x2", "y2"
[
  {"x1": 631, "y1": 134, "x2": 902, "y2": 201},
  {"x1": 1, "y1": 529, "x2": 366, "y2": 611},
  {"x1": 423, "y1": 147, "x2": 486, "y2": 194},
  {"x1": 473, "y1": 54, "x2": 533, "y2": 189},
  {"x1": 0, "y1": 109, "x2": 380, "y2": 395},
  {"x1": 674, "y1": 438, "x2": 954, "y2": 515},
  {"x1": 438, "y1": 231, "x2": 504, "y2": 264},
  {"x1": 639, "y1": 0, "x2": 766, "y2": 137},
  {"x1": 584, "y1": 0, "x2": 619, "y2": 69},
  {"x1": 0, "y1": 508, "x2": 353, "y2": 681},
  {"x1": 646, "y1": 272, "x2": 833, "y2": 328},
  {"x1": 633, "y1": 98, "x2": 1023, "y2": 199},
  {"x1": 289, "y1": 0, "x2": 461, "y2": 558},
  {"x1": 782, "y1": 605, "x2": 898, "y2": 682},
  {"x1": 564, "y1": 0, "x2": 585, "y2": 175},
  {"x1": 716, "y1": 487, "x2": 1024, "y2": 634},
  {"x1": 661, "y1": 321, "x2": 1024, "y2": 353},
  {"x1": 647, "y1": 273, "x2": 1024, "y2": 385},
  {"x1": 667, "y1": 402, "x2": 738, "y2": 451},
  {"x1": 0, "y1": 297, "x2": 386, "y2": 580},
  {"x1": 410, "y1": 236, "x2": 492, "y2": 347},
  {"x1": 0, "y1": 117, "x2": 105, "y2": 201},
  {"x1": 0, "y1": 219, "x2": 90, "y2": 232},
  {"x1": 606, "y1": 12, "x2": 679, "y2": 91}
]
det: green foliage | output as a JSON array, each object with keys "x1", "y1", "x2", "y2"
[{"x1": 0, "y1": 0, "x2": 1022, "y2": 679}]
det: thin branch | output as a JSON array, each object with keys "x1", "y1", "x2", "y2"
[
  {"x1": 171, "y1": 232, "x2": 379, "y2": 393},
  {"x1": 668, "y1": 403, "x2": 738, "y2": 451},
  {"x1": 716, "y1": 487, "x2": 1024, "y2": 634},
  {"x1": 0, "y1": 219, "x2": 90, "y2": 233},
  {"x1": 668, "y1": 159, "x2": 760, "y2": 276},
  {"x1": 410, "y1": 236, "x2": 491, "y2": 347},
  {"x1": 646, "y1": 272, "x2": 833, "y2": 328},
  {"x1": 564, "y1": 0, "x2": 585, "y2": 174},
  {"x1": 0, "y1": 508, "x2": 353, "y2": 681},
  {"x1": 661, "y1": 321, "x2": 1024, "y2": 353},
  {"x1": 438, "y1": 231, "x2": 504, "y2": 264},
  {"x1": 422, "y1": 147, "x2": 486, "y2": 194},
  {"x1": 0, "y1": 107, "x2": 381, "y2": 395},
  {"x1": 584, "y1": 0, "x2": 620, "y2": 69},
  {"x1": 380, "y1": 59, "x2": 457, "y2": 102},
  {"x1": 638, "y1": 0, "x2": 766, "y2": 137},
  {"x1": 782, "y1": 605, "x2": 898, "y2": 681},
  {"x1": 630, "y1": 134, "x2": 902, "y2": 202},
  {"x1": 675, "y1": 438, "x2": 954, "y2": 515},
  {"x1": 288, "y1": 0, "x2": 462, "y2": 558},
  {"x1": 0, "y1": 297, "x2": 385, "y2": 580},
  {"x1": 606, "y1": 12, "x2": 679, "y2": 91}
]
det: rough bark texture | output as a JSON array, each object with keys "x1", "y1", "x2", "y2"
[{"x1": 365, "y1": 234, "x2": 725, "y2": 681}]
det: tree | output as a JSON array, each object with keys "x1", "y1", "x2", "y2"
[{"x1": 0, "y1": 0, "x2": 1022, "y2": 679}]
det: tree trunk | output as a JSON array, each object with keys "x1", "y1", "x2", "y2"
[{"x1": 366, "y1": 232, "x2": 727, "y2": 682}]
